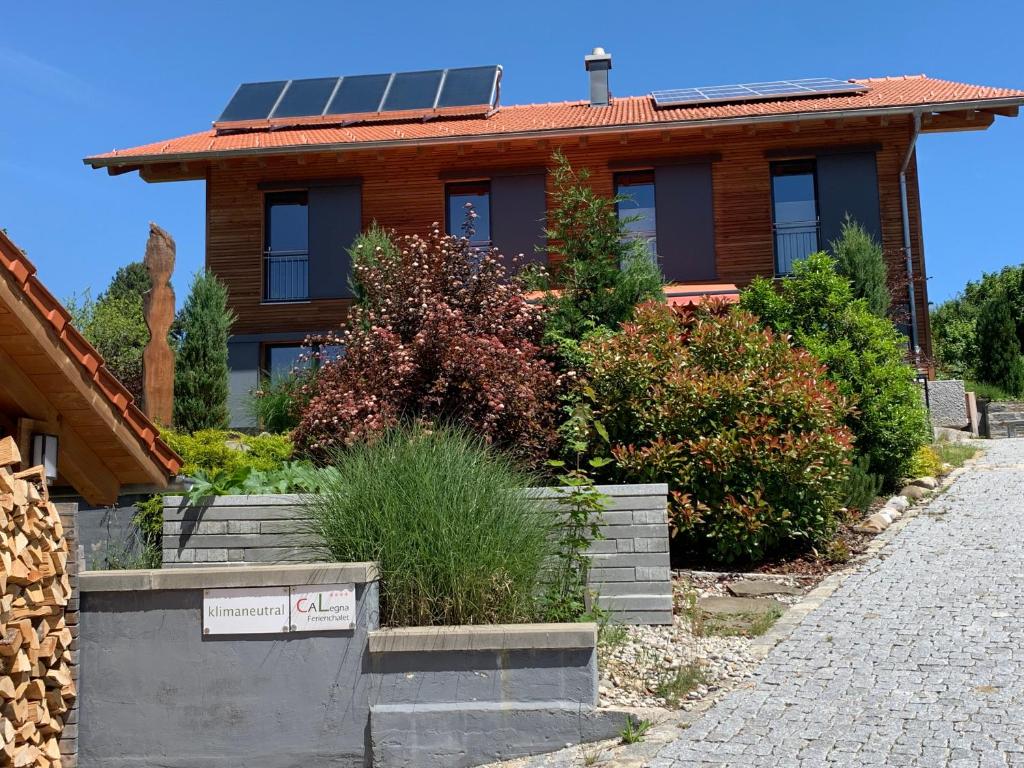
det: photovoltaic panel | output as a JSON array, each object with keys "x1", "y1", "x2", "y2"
[
  {"x1": 382, "y1": 70, "x2": 445, "y2": 111},
  {"x1": 436, "y1": 66, "x2": 500, "y2": 108},
  {"x1": 218, "y1": 81, "x2": 288, "y2": 122},
  {"x1": 327, "y1": 74, "x2": 392, "y2": 115},
  {"x1": 651, "y1": 78, "x2": 868, "y2": 108},
  {"x1": 272, "y1": 78, "x2": 340, "y2": 118},
  {"x1": 216, "y1": 65, "x2": 501, "y2": 125}
]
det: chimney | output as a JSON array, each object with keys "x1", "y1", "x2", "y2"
[{"x1": 584, "y1": 47, "x2": 612, "y2": 107}]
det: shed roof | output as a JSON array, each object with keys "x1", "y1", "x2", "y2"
[{"x1": 0, "y1": 229, "x2": 182, "y2": 503}]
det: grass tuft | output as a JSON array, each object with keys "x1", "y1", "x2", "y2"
[
  {"x1": 932, "y1": 441, "x2": 979, "y2": 469},
  {"x1": 654, "y1": 662, "x2": 709, "y2": 708}
]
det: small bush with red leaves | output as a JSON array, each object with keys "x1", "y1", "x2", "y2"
[
  {"x1": 293, "y1": 225, "x2": 560, "y2": 467},
  {"x1": 578, "y1": 301, "x2": 853, "y2": 564}
]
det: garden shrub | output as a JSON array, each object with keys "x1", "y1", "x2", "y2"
[
  {"x1": 247, "y1": 371, "x2": 309, "y2": 433},
  {"x1": 975, "y1": 293, "x2": 1024, "y2": 397},
  {"x1": 741, "y1": 252, "x2": 930, "y2": 486},
  {"x1": 309, "y1": 427, "x2": 559, "y2": 626},
  {"x1": 577, "y1": 301, "x2": 853, "y2": 564},
  {"x1": 843, "y1": 454, "x2": 883, "y2": 515},
  {"x1": 293, "y1": 225, "x2": 560, "y2": 467},
  {"x1": 907, "y1": 445, "x2": 942, "y2": 479},
  {"x1": 526, "y1": 151, "x2": 663, "y2": 361},
  {"x1": 163, "y1": 428, "x2": 293, "y2": 476}
]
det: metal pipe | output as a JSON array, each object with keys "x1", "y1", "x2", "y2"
[{"x1": 899, "y1": 111, "x2": 922, "y2": 356}]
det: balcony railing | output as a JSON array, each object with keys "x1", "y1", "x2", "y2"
[
  {"x1": 264, "y1": 252, "x2": 308, "y2": 302},
  {"x1": 773, "y1": 220, "x2": 820, "y2": 276}
]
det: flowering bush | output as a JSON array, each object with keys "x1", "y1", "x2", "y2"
[
  {"x1": 578, "y1": 302, "x2": 853, "y2": 564},
  {"x1": 293, "y1": 224, "x2": 560, "y2": 466}
]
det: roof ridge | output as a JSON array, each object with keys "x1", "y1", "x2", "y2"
[{"x1": 854, "y1": 74, "x2": 928, "y2": 83}]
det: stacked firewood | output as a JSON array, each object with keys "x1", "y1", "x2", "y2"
[{"x1": 0, "y1": 437, "x2": 75, "y2": 767}]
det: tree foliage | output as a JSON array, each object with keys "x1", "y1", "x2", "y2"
[
  {"x1": 65, "y1": 262, "x2": 152, "y2": 403},
  {"x1": 575, "y1": 301, "x2": 852, "y2": 564},
  {"x1": 172, "y1": 271, "x2": 234, "y2": 432},
  {"x1": 975, "y1": 293, "x2": 1024, "y2": 397},
  {"x1": 526, "y1": 151, "x2": 663, "y2": 362},
  {"x1": 831, "y1": 215, "x2": 890, "y2": 318},
  {"x1": 294, "y1": 226, "x2": 560, "y2": 467},
  {"x1": 741, "y1": 252, "x2": 929, "y2": 485}
]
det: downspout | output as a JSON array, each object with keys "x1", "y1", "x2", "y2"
[{"x1": 899, "y1": 111, "x2": 922, "y2": 357}]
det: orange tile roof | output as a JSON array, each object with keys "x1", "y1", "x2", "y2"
[
  {"x1": 86, "y1": 75, "x2": 1024, "y2": 168},
  {"x1": 0, "y1": 229, "x2": 182, "y2": 480}
]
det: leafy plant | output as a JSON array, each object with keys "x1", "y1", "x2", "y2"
[
  {"x1": 907, "y1": 445, "x2": 942, "y2": 479},
  {"x1": 619, "y1": 717, "x2": 652, "y2": 745},
  {"x1": 308, "y1": 426, "x2": 560, "y2": 626},
  {"x1": 843, "y1": 454, "x2": 883, "y2": 514},
  {"x1": 182, "y1": 461, "x2": 337, "y2": 505},
  {"x1": 293, "y1": 224, "x2": 559, "y2": 467},
  {"x1": 162, "y1": 428, "x2": 293, "y2": 476},
  {"x1": 831, "y1": 216, "x2": 890, "y2": 318},
  {"x1": 965, "y1": 379, "x2": 1015, "y2": 401},
  {"x1": 975, "y1": 293, "x2": 1024, "y2": 397},
  {"x1": 541, "y1": 459, "x2": 610, "y2": 622},
  {"x1": 247, "y1": 371, "x2": 309, "y2": 433},
  {"x1": 526, "y1": 151, "x2": 663, "y2": 361},
  {"x1": 577, "y1": 301, "x2": 852, "y2": 564},
  {"x1": 173, "y1": 270, "x2": 235, "y2": 432},
  {"x1": 741, "y1": 252, "x2": 930, "y2": 486}
]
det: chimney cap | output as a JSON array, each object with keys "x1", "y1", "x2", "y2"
[{"x1": 584, "y1": 47, "x2": 612, "y2": 70}]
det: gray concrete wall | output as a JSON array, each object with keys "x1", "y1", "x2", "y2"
[
  {"x1": 924, "y1": 379, "x2": 969, "y2": 430},
  {"x1": 163, "y1": 484, "x2": 672, "y2": 624},
  {"x1": 50, "y1": 493, "x2": 149, "y2": 570},
  {"x1": 78, "y1": 565, "x2": 612, "y2": 768},
  {"x1": 980, "y1": 400, "x2": 1024, "y2": 438}
]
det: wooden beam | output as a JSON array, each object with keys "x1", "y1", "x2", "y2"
[
  {"x1": 921, "y1": 111, "x2": 995, "y2": 133},
  {"x1": 0, "y1": 350, "x2": 121, "y2": 504},
  {"x1": 983, "y1": 105, "x2": 1019, "y2": 118},
  {"x1": 0, "y1": 277, "x2": 167, "y2": 488}
]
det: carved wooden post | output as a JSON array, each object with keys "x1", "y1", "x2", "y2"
[{"x1": 142, "y1": 223, "x2": 176, "y2": 427}]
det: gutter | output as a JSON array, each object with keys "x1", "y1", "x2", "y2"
[
  {"x1": 83, "y1": 96, "x2": 1024, "y2": 170},
  {"x1": 899, "y1": 111, "x2": 923, "y2": 357}
]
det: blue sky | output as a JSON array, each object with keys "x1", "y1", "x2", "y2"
[{"x1": 1, "y1": 0, "x2": 1021, "y2": 308}]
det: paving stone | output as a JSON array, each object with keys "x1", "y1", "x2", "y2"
[
  {"x1": 726, "y1": 580, "x2": 805, "y2": 598},
  {"x1": 697, "y1": 596, "x2": 785, "y2": 615}
]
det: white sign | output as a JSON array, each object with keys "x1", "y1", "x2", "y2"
[
  {"x1": 290, "y1": 584, "x2": 356, "y2": 632},
  {"x1": 203, "y1": 587, "x2": 290, "y2": 635}
]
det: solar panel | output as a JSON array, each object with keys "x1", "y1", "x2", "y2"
[
  {"x1": 218, "y1": 81, "x2": 288, "y2": 122},
  {"x1": 272, "y1": 77, "x2": 339, "y2": 118},
  {"x1": 382, "y1": 70, "x2": 445, "y2": 111},
  {"x1": 217, "y1": 65, "x2": 501, "y2": 125},
  {"x1": 651, "y1": 78, "x2": 868, "y2": 108},
  {"x1": 436, "y1": 65, "x2": 500, "y2": 108},
  {"x1": 327, "y1": 74, "x2": 392, "y2": 115}
]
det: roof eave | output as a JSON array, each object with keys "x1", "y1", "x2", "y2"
[{"x1": 83, "y1": 95, "x2": 1024, "y2": 171}]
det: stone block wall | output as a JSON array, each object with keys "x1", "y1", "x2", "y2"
[
  {"x1": 980, "y1": 400, "x2": 1024, "y2": 438},
  {"x1": 162, "y1": 483, "x2": 672, "y2": 625}
]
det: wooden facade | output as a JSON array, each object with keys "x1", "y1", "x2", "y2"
[{"x1": 199, "y1": 115, "x2": 932, "y2": 352}]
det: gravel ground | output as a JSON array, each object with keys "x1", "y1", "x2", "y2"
[{"x1": 597, "y1": 573, "x2": 816, "y2": 710}]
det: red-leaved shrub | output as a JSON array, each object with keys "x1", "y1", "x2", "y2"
[
  {"x1": 293, "y1": 225, "x2": 560, "y2": 466},
  {"x1": 579, "y1": 301, "x2": 853, "y2": 563}
]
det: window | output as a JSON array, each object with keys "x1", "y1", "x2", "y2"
[
  {"x1": 615, "y1": 172, "x2": 657, "y2": 261},
  {"x1": 263, "y1": 344, "x2": 307, "y2": 380},
  {"x1": 771, "y1": 161, "x2": 819, "y2": 275},
  {"x1": 264, "y1": 191, "x2": 309, "y2": 301},
  {"x1": 446, "y1": 182, "x2": 491, "y2": 244}
]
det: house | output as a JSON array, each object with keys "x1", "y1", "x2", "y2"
[
  {"x1": 84, "y1": 51, "x2": 1024, "y2": 427},
  {"x1": 0, "y1": 230, "x2": 181, "y2": 504}
]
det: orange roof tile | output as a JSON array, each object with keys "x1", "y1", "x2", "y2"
[
  {"x1": 86, "y1": 75, "x2": 1024, "y2": 168},
  {"x1": 0, "y1": 230, "x2": 182, "y2": 482}
]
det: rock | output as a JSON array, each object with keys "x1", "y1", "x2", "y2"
[
  {"x1": 887, "y1": 496, "x2": 910, "y2": 511},
  {"x1": 855, "y1": 513, "x2": 890, "y2": 534},
  {"x1": 726, "y1": 579, "x2": 804, "y2": 598},
  {"x1": 911, "y1": 476, "x2": 938, "y2": 490},
  {"x1": 899, "y1": 485, "x2": 929, "y2": 500},
  {"x1": 697, "y1": 596, "x2": 784, "y2": 615},
  {"x1": 883, "y1": 506, "x2": 902, "y2": 521},
  {"x1": 877, "y1": 510, "x2": 893, "y2": 525}
]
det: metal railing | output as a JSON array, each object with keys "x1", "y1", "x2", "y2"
[
  {"x1": 773, "y1": 220, "x2": 820, "y2": 276},
  {"x1": 264, "y1": 252, "x2": 308, "y2": 302}
]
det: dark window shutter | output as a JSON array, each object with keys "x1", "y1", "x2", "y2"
[
  {"x1": 815, "y1": 151, "x2": 881, "y2": 251},
  {"x1": 653, "y1": 163, "x2": 716, "y2": 282},
  {"x1": 490, "y1": 173, "x2": 547, "y2": 269},
  {"x1": 308, "y1": 184, "x2": 362, "y2": 299}
]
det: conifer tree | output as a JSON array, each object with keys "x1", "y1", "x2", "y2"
[
  {"x1": 831, "y1": 215, "x2": 890, "y2": 318},
  {"x1": 975, "y1": 293, "x2": 1024, "y2": 397}
]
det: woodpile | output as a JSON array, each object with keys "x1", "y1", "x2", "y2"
[{"x1": 0, "y1": 437, "x2": 75, "y2": 767}]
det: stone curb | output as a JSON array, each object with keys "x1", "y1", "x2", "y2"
[
  {"x1": 80, "y1": 561, "x2": 379, "y2": 591},
  {"x1": 368, "y1": 623, "x2": 597, "y2": 653}
]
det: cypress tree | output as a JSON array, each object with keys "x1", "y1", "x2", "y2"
[
  {"x1": 975, "y1": 293, "x2": 1024, "y2": 397},
  {"x1": 173, "y1": 271, "x2": 235, "y2": 432},
  {"x1": 831, "y1": 215, "x2": 890, "y2": 318}
]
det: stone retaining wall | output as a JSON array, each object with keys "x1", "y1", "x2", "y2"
[
  {"x1": 162, "y1": 483, "x2": 672, "y2": 625},
  {"x1": 78, "y1": 564, "x2": 619, "y2": 768},
  {"x1": 980, "y1": 400, "x2": 1024, "y2": 438}
]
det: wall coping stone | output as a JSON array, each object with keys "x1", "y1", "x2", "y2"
[
  {"x1": 368, "y1": 622, "x2": 597, "y2": 653},
  {"x1": 80, "y1": 561, "x2": 378, "y2": 592}
]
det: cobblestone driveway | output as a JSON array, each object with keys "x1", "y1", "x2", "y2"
[{"x1": 651, "y1": 439, "x2": 1024, "y2": 767}]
